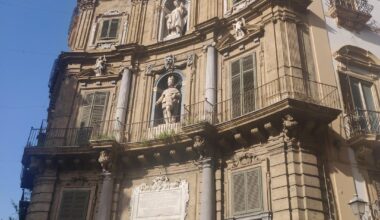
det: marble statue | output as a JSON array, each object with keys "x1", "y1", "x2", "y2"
[
  {"x1": 156, "y1": 76, "x2": 181, "y2": 124},
  {"x1": 94, "y1": 55, "x2": 107, "y2": 76},
  {"x1": 163, "y1": 0, "x2": 187, "y2": 39},
  {"x1": 233, "y1": 17, "x2": 246, "y2": 40}
]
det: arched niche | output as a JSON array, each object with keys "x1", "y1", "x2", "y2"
[
  {"x1": 151, "y1": 71, "x2": 185, "y2": 126},
  {"x1": 158, "y1": 0, "x2": 190, "y2": 41}
]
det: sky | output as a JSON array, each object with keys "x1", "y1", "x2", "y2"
[{"x1": 0, "y1": 0, "x2": 76, "y2": 218}]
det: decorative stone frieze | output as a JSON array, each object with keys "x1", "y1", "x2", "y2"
[{"x1": 231, "y1": 151, "x2": 261, "y2": 168}]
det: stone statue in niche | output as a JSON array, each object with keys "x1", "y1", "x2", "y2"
[
  {"x1": 233, "y1": 17, "x2": 247, "y2": 40},
  {"x1": 162, "y1": 0, "x2": 187, "y2": 40},
  {"x1": 94, "y1": 55, "x2": 107, "y2": 76},
  {"x1": 156, "y1": 76, "x2": 181, "y2": 124}
]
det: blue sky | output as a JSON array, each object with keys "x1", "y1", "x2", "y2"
[{"x1": 0, "y1": 0, "x2": 75, "y2": 218}]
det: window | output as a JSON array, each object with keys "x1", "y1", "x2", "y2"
[
  {"x1": 99, "y1": 19, "x2": 120, "y2": 40},
  {"x1": 340, "y1": 74, "x2": 379, "y2": 133},
  {"x1": 231, "y1": 168, "x2": 263, "y2": 216},
  {"x1": 231, "y1": 54, "x2": 257, "y2": 118},
  {"x1": 58, "y1": 190, "x2": 90, "y2": 220},
  {"x1": 79, "y1": 91, "x2": 109, "y2": 127}
]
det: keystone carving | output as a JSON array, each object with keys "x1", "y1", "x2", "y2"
[{"x1": 98, "y1": 150, "x2": 112, "y2": 173}]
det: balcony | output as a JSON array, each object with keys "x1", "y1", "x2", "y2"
[
  {"x1": 327, "y1": 0, "x2": 374, "y2": 30},
  {"x1": 18, "y1": 189, "x2": 31, "y2": 220},
  {"x1": 26, "y1": 120, "x2": 124, "y2": 148},
  {"x1": 344, "y1": 110, "x2": 380, "y2": 146},
  {"x1": 25, "y1": 75, "x2": 340, "y2": 148}
]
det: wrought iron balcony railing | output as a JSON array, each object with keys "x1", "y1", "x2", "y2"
[
  {"x1": 25, "y1": 75, "x2": 339, "y2": 146},
  {"x1": 327, "y1": 0, "x2": 374, "y2": 15},
  {"x1": 344, "y1": 109, "x2": 380, "y2": 139},
  {"x1": 214, "y1": 75, "x2": 340, "y2": 124},
  {"x1": 26, "y1": 120, "x2": 124, "y2": 147}
]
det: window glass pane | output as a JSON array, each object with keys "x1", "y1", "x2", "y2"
[
  {"x1": 109, "y1": 19, "x2": 119, "y2": 38},
  {"x1": 242, "y1": 55, "x2": 253, "y2": 73},
  {"x1": 362, "y1": 84, "x2": 376, "y2": 111},
  {"x1": 350, "y1": 81, "x2": 364, "y2": 110},
  {"x1": 100, "y1": 20, "x2": 110, "y2": 39},
  {"x1": 231, "y1": 60, "x2": 240, "y2": 77}
]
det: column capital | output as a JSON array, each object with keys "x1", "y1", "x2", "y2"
[{"x1": 202, "y1": 41, "x2": 216, "y2": 52}]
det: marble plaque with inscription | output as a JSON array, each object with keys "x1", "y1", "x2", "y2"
[{"x1": 130, "y1": 176, "x2": 189, "y2": 220}]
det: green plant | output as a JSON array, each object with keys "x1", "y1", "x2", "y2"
[
  {"x1": 94, "y1": 134, "x2": 116, "y2": 141},
  {"x1": 155, "y1": 129, "x2": 176, "y2": 140}
]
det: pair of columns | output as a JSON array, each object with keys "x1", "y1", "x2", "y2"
[{"x1": 97, "y1": 43, "x2": 218, "y2": 220}]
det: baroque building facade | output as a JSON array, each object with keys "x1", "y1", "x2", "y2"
[{"x1": 19, "y1": 0, "x2": 379, "y2": 220}]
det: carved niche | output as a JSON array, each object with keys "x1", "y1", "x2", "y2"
[
  {"x1": 159, "y1": 0, "x2": 190, "y2": 41},
  {"x1": 130, "y1": 176, "x2": 189, "y2": 220}
]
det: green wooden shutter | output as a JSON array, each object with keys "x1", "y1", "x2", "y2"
[
  {"x1": 58, "y1": 190, "x2": 90, "y2": 220},
  {"x1": 80, "y1": 93, "x2": 94, "y2": 126},
  {"x1": 108, "y1": 19, "x2": 119, "y2": 39},
  {"x1": 242, "y1": 54, "x2": 255, "y2": 113},
  {"x1": 246, "y1": 168, "x2": 262, "y2": 211},
  {"x1": 232, "y1": 172, "x2": 246, "y2": 214},
  {"x1": 100, "y1": 20, "x2": 110, "y2": 39},
  {"x1": 231, "y1": 60, "x2": 241, "y2": 118},
  {"x1": 89, "y1": 92, "x2": 108, "y2": 126}
]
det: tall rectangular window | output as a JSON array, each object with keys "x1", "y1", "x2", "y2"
[
  {"x1": 99, "y1": 19, "x2": 120, "y2": 40},
  {"x1": 79, "y1": 91, "x2": 109, "y2": 127},
  {"x1": 58, "y1": 190, "x2": 90, "y2": 220},
  {"x1": 231, "y1": 168, "x2": 263, "y2": 216},
  {"x1": 231, "y1": 53, "x2": 257, "y2": 118}
]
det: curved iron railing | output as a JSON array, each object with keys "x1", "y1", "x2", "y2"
[
  {"x1": 344, "y1": 109, "x2": 380, "y2": 139},
  {"x1": 26, "y1": 75, "x2": 339, "y2": 146}
]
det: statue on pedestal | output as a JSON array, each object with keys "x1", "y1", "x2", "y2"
[{"x1": 156, "y1": 76, "x2": 181, "y2": 124}]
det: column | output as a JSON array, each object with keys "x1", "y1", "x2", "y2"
[
  {"x1": 200, "y1": 157, "x2": 215, "y2": 220},
  {"x1": 205, "y1": 43, "x2": 217, "y2": 106},
  {"x1": 114, "y1": 67, "x2": 132, "y2": 142},
  {"x1": 96, "y1": 172, "x2": 114, "y2": 220},
  {"x1": 193, "y1": 135, "x2": 215, "y2": 220}
]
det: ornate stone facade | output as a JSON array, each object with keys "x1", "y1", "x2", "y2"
[{"x1": 19, "y1": 0, "x2": 380, "y2": 219}]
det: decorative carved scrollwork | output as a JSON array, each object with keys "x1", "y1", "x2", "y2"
[
  {"x1": 193, "y1": 135, "x2": 207, "y2": 159},
  {"x1": 232, "y1": 152, "x2": 260, "y2": 168},
  {"x1": 78, "y1": 0, "x2": 96, "y2": 10}
]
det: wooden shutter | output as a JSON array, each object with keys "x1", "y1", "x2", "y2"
[
  {"x1": 108, "y1": 19, "x2": 119, "y2": 39},
  {"x1": 242, "y1": 54, "x2": 255, "y2": 114},
  {"x1": 58, "y1": 190, "x2": 90, "y2": 220},
  {"x1": 89, "y1": 92, "x2": 108, "y2": 126},
  {"x1": 100, "y1": 20, "x2": 110, "y2": 39},
  {"x1": 80, "y1": 93, "x2": 94, "y2": 126},
  {"x1": 231, "y1": 60, "x2": 241, "y2": 118},
  {"x1": 246, "y1": 169, "x2": 262, "y2": 211},
  {"x1": 232, "y1": 172, "x2": 246, "y2": 214},
  {"x1": 232, "y1": 168, "x2": 262, "y2": 216}
]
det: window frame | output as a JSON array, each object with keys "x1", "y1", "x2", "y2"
[
  {"x1": 98, "y1": 18, "x2": 120, "y2": 41},
  {"x1": 78, "y1": 91, "x2": 110, "y2": 127},
  {"x1": 230, "y1": 167, "x2": 264, "y2": 217},
  {"x1": 229, "y1": 53, "x2": 257, "y2": 118},
  {"x1": 56, "y1": 189, "x2": 92, "y2": 220}
]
